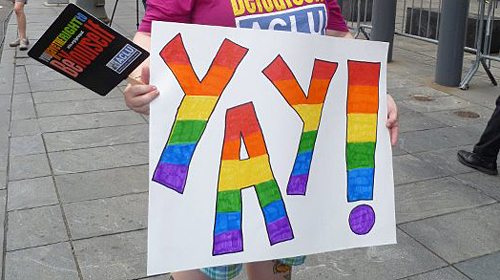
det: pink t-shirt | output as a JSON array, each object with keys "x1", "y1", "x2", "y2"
[{"x1": 139, "y1": 0, "x2": 348, "y2": 34}]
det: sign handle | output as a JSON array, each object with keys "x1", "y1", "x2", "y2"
[{"x1": 126, "y1": 76, "x2": 144, "y2": 85}]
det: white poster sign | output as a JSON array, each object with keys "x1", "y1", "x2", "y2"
[{"x1": 148, "y1": 22, "x2": 395, "y2": 275}]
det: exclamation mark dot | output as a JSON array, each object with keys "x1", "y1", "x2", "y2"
[{"x1": 349, "y1": 204, "x2": 375, "y2": 235}]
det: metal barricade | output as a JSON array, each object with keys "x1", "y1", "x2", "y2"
[
  {"x1": 338, "y1": 0, "x2": 373, "y2": 38},
  {"x1": 460, "y1": 0, "x2": 500, "y2": 89},
  {"x1": 340, "y1": 0, "x2": 500, "y2": 89},
  {"x1": 341, "y1": 0, "x2": 495, "y2": 49},
  {"x1": 392, "y1": 0, "x2": 498, "y2": 54},
  {"x1": 340, "y1": 0, "x2": 446, "y2": 41},
  {"x1": 394, "y1": 0, "x2": 442, "y2": 44},
  {"x1": 393, "y1": 0, "x2": 500, "y2": 89}
]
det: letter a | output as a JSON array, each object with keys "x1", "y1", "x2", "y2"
[
  {"x1": 153, "y1": 34, "x2": 248, "y2": 193},
  {"x1": 213, "y1": 102, "x2": 294, "y2": 255},
  {"x1": 263, "y1": 55, "x2": 338, "y2": 195}
]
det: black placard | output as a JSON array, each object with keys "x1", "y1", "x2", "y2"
[{"x1": 28, "y1": 4, "x2": 149, "y2": 96}]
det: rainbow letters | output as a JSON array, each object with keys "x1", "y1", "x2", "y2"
[
  {"x1": 213, "y1": 102, "x2": 294, "y2": 255},
  {"x1": 152, "y1": 34, "x2": 248, "y2": 193},
  {"x1": 263, "y1": 55, "x2": 338, "y2": 195},
  {"x1": 346, "y1": 60, "x2": 380, "y2": 235},
  {"x1": 153, "y1": 34, "x2": 385, "y2": 254}
]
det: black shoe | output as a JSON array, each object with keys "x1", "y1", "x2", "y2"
[{"x1": 457, "y1": 150, "x2": 498, "y2": 175}]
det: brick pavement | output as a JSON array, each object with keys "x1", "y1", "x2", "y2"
[{"x1": 0, "y1": 1, "x2": 499, "y2": 279}]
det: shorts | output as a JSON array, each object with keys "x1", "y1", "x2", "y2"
[{"x1": 199, "y1": 256, "x2": 306, "y2": 280}]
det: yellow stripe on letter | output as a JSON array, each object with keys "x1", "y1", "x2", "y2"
[
  {"x1": 292, "y1": 103, "x2": 323, "y2": 132},
  {"x1": 218, "y1": 155, "x2": 274, "y2": 191},
  {"x1": 347, "y1": 114, "x2": 378, "y2": 142},
  {"x1": 177, "y1": 96, "x2": 219, "y2": 120}
]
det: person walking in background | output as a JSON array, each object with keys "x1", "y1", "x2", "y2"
[
  {"x1": 9, "y1": 0, "x2": 28, "y2": 50},
  {"x1": 457, "y1": 95, "x2": 500, "y2": 175}
]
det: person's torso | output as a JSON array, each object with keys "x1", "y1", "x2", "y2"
[{"x1": 191, "y1": 0, "x2": 330, "y2": 35}]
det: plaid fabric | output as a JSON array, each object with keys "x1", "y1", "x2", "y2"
[
  {"x1": 199, "y1": 256, "x2": 306, "y2": 280},
  {"x1": 278, "y1": 256, "x2": 306, "y2": 266},
  {"x1": 199, "y1": 264, "x2": 243, "y2": 280}
]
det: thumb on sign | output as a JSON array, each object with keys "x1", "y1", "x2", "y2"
[{"x1": 127, "y1": 64, "x2": 150, "y2": 85}]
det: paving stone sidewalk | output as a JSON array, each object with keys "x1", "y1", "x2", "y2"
[{"x1": 0, "y1": 1, "x2": 499, "y2": 279}]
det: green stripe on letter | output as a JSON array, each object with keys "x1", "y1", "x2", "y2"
[
  {"x1": 256, "y1": 180, "x2": 282, "y2": 208},
  {"x1": 298, "y1": 130, "x2": 318, "y2": 154},
  {"x1": 217, "y1": 190, "x2": 241, "y2": 213},
  {"x1": 346, "y1": 142, "x2": 376, "y2": 170},
  {"x1": 169, "y1": 120, "x2": 207, "y2": 145}
]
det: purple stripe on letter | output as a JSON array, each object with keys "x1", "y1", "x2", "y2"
[
  {"x1": 287, "y1": 174, "x2": 309, "y2": 195},
  {"x1": 213, "y1": 229, "x2": 243, "y2": 255},
  {"x1": 152, "y1": 162, "x2": 188, "y2": 193},
  {"x1": 267, "y1": 217, "x2": 293, "y2": 245}
]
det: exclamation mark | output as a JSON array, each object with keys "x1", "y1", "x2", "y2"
[{"x1": 346, "y1": 60, "x2": 380, "y2": 235}]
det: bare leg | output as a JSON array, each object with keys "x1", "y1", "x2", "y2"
[
  {"x1": 13, "y1": 2, "x2": 27, "y2": 39},
  {"x1": 170, "y1": 270, "x2": 212, "y2": 280},
  {"x1": 246, "y1": 260, "x2": 292, "y2": 280}
]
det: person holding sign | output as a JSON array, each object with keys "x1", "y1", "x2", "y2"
[
  {"x1": 9, "y1": 0, "x2": 29, "y2": 50},
  {"x1": 123, "y1": 1, "x2": 399, "y2": 279}
]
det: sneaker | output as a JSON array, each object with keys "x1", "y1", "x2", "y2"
[
  {"x1": 9, "y1": 38, "x2": 20, "y2": 47},
  {"x1": 457, "y1": 150, "x2": 498, "y2": 175},
  {"x1": 19, "y1": 38, "x2": 29, "y2": 51}
]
